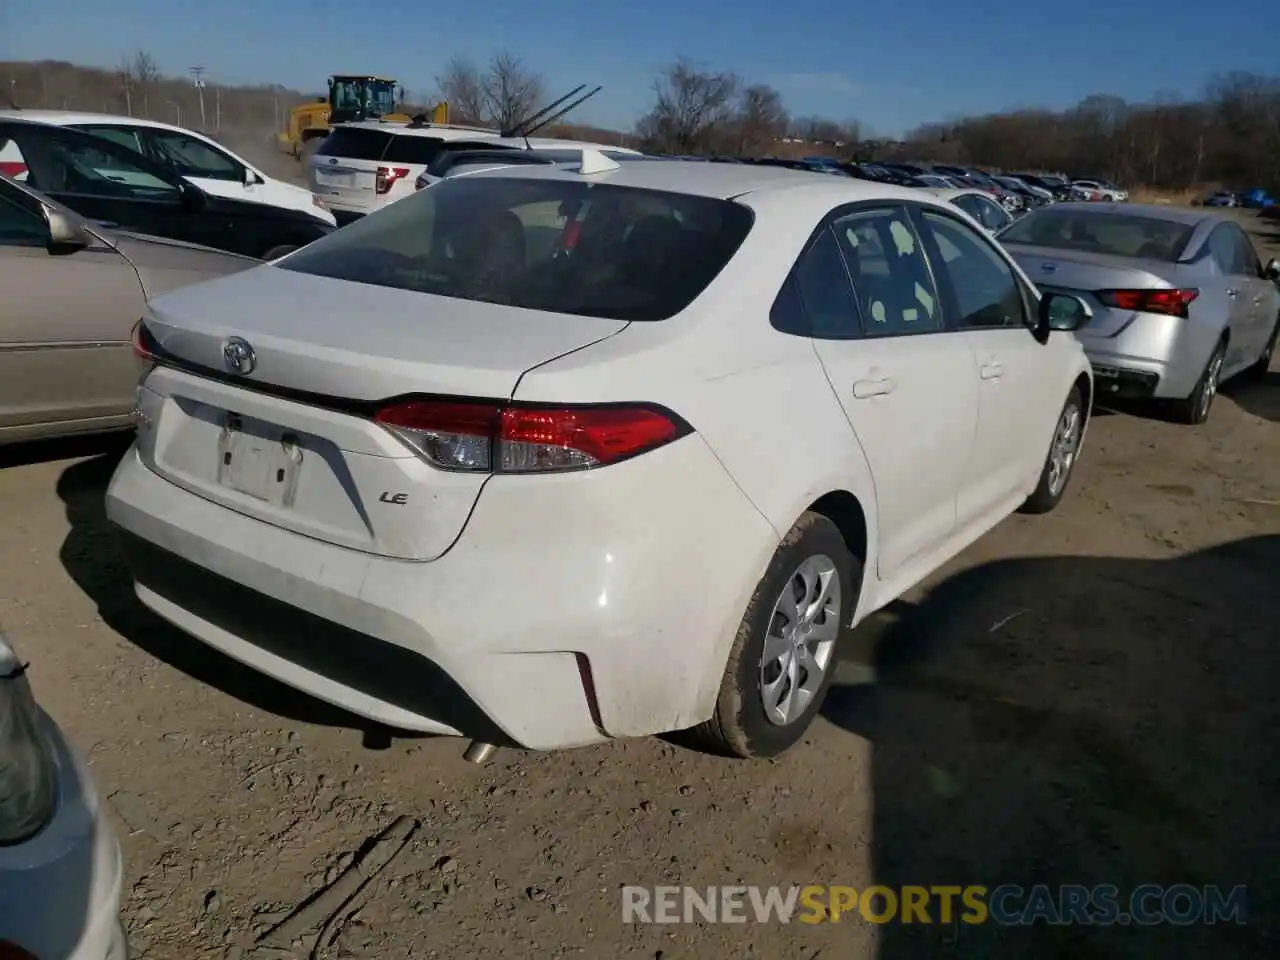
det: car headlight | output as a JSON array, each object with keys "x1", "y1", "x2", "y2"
[{"x1": 0, "y1": 633, "x2": 57, "y2": 845}]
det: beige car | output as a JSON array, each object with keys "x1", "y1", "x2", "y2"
[{"x1": 0, "y1": 172, "x2": 258, "y2": 445}]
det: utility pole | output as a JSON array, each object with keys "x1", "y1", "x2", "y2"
[
  {"x1": 189, "y1": 66, "x2": 207, "y2": 128},
  {"x1": 122, "y1": 73, "x2": 133, "y2": 116},
  {"x1": 215, "y1": 86, "x2": 222, "y2": 133},
  {"x1": 167, "y1": 99, "x2": 181, "y2": 127}
]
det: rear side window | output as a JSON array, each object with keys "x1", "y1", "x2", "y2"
[
  {"x1": 1229, "y1": 226, "x2": 1261, "y2": 276},
  {"x1": 833, "y1": 206, "x2": 942, "y2": 336},
  {"x1": 793, "y1": 228, "x2": 860, "y2": 338},
  {"x1": 278, "y1": 175, "x2": 754, "y2": 322},
  {"x1": 315, "y1": 128, "x2": 392, "y2": 161},
  {"x1": 75, "y1": 125, "x2": 146, "y2": 153},
  {"x1": 381, "y1": 135, "x2": 448, "y2": 165}
]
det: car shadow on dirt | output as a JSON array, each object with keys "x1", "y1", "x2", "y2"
[
  {"x1": 54, "y1": 450, "x2": 413, "y2": 749},
  {"x1": 822, "y1": 536, "x2": 1279, "y2": 958},
  {"x1": 1222, "y1": 370, "x2": 1280, "y2": 423}
]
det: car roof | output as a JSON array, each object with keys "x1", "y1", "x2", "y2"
[
  {"x1": 337, "y1": 120, "x2": 505, "y2": 140},
  {"x1": 458, "y1": 155, "x2": 936, "y2": 202},
  {"x1": 0, "y1": 108, "x2": 202, "y2": 138}
]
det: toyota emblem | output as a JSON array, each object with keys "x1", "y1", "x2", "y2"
[{"x1": 223, "y1": 337, "x2": 256, "y2": 375}]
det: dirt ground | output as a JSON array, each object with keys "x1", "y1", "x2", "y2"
[{"x1": 1, "y1": 207, "x2": 1278, "y2": 960}]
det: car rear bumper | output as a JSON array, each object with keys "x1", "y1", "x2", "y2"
[
  {"x1": 0, "y1": 716, "x2": 126, "y2": 960},
  {"x1": 1078, "y1": 310, "x2": 1221, "y2": 399},
  {"x1": 105, "y1": 437, "x2": 778, "y2": 750}
]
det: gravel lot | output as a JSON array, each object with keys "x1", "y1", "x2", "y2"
[{"x1": 1, "y1": 205, "x2": 1278, "y2": 959}]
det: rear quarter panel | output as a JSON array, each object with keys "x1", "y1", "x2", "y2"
[{"x1": 511, "y1": 196, "x2": 886, "y2": 715}]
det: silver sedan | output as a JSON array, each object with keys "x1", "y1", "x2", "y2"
[
  {"x1": 0, "y1": 172, "x2": 258, "y2": 445},
  {"x1": 998, "y1": 203, "x2": 1280, "y2": 423}
]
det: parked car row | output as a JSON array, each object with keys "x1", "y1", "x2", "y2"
[{"x1": 1198, "y1": 187, "x2": 1276, "y2": 209}]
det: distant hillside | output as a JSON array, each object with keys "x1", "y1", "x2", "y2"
[
  {"x1": 0, "y1": 60, "x2": 630, "y2": 144},
  {"x1": 1, "y1": 59, "x2": 316, "y2": 140}
]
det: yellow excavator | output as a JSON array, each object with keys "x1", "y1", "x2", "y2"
[{"x1": 277, "y1": 75, "x2": 449, "y2": 161}]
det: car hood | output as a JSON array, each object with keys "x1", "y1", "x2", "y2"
[{"x1": 104, "y1": 229, "x2": 260, "y2": 299}]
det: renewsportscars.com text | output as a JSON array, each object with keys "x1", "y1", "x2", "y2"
[{"x1": 622, "y1": 884, "x2": 1248, "y2": 926}]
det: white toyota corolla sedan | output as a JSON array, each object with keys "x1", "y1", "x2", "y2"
[
  {"x1": 0, "y1": 633, "x2": 127, "y2": 958},
  {"x1": 105, "y1": 154, "x2": 1094, "y2": 759}
]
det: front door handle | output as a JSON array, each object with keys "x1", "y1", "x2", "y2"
[
  {"x1": 1226, "y1": 287, "x2": 1239, "y2": 298},
  {"x1": 852, "y1": 377, "x2": 896, "y2": 399},
  {"x1": 980, "y1": 361, "x2": 1004, "y2": 380}
]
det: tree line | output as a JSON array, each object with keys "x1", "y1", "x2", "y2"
[
  {"x1": 626, "y1": 59, "x2": 1280, "y2": 191},
  {"x1": 5, "y1": 53, "x2": 1278, "y2": 190}
]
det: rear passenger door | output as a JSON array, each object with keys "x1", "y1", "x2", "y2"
[
  {"x1": 1226, "y1": 223, "x2": 1272, "y2": 365},
  {"x1": 799, "y1": 203, "x2": 979, "y2": 582},
  {"x1": 1207, "y1": 224, "x2": 1259, "y2": 365},
  {"x1": 914, "y1": 205, "x2": 1052, "y2": 523}
]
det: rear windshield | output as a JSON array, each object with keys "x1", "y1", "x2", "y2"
[
  {"x1": 998, "y1": 209, "x2": 1194, "y2": 261},
  {"x1": 278, "y1": 175, "x2": 754, "y2": 322},
  {"x1": 315, "y1": 127, "x2": 393, "y2": 161}
]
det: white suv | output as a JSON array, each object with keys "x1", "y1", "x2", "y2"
[
  {"x1": 0, "y1": 110, "x2": 335, "y2": 226},
  {"x1": 308, "y1": 120, "x2": 640, "y2": 222}
]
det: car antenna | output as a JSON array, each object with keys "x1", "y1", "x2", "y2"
[
  {"x1": 520, "y1": 86, "x2": 602, "y2": 138},
  {"x1": 503, "y1": 84, "x2": 587, "y2": 139}
]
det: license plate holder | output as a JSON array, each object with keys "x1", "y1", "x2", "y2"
[
  {"x1": 316, "y1": 171, "x2": 353, "y2": 187},
  {"x1": 216, "y1": 414, "x2": 303, "y2": 506}
]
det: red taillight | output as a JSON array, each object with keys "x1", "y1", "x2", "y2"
[
  {"x1": 374, "y1": 399, "x2": 689, "y2": 473},
  {"x1": 375, "y1": 166, "x2": 412, "y2": 195},
  {"x1": 1097, "y1": 288, "x2": 1199, "y2": 318},
  {"x1": 131, "y1": 319, "x2": 157, "y2": 361},
  {"x1": 0, "y1": 161, "x2": 26, "y2": 179}
]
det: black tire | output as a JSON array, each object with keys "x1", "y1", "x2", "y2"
[
  {"x1": 1246, "y1": 314, "x2": 1279, "y2": 379},
  {"x1": 262, "y1": 245, "x2": 298, "y2": 261},
  {"x1": 1171, "y1": 339, "x2": 1226, "y2": 425},
  {"x1": 1021, "y1": 385, "x2": 1085, "y2": 515},
  {"x1": 691, "y1": 511, "x2": 858, "y2": 759}
]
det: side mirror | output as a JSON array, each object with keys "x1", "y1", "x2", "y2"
[
  {"x1": 42, "y1": 206, "x2": 89, "y2": 250},
  {"x1": 179, "y1": 182, "x2": 208, "y2": 212},
  {"x1": 243, "y1": 167, "x2": 264, "y2": 187},
  {"x1": 1265, "y1": 258, "x2": 1280, "y2": 281},
  {"x1": 1036, "y1": 291, "x2": 1091, "y2": 341}
]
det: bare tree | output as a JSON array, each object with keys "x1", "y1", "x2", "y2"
[
  {"x1": 437, "y1": 57, "x2": 486, "y2": 126},
  {"x1": 637, "y1": 57, "x2": 738, "y2": 154},
  {"x1": 730, "y1": 84, "x2": 788, "y2": 155},
  {"x1": 482, "y1": 52, "x2": 544, "y2": 132},
  {"x1": 132, "y1": 50, "x2": 159, "y2": 117},
  {"x1": 116, "y1": 56, "x2": 135, "y2": 115},
  {"x1": 436, "y1": 57, "x2": 487, "y2": 125}
]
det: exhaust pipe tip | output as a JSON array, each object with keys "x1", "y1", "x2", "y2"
[{"x1": 463, "y1": 741, "x2": 498, "y2": 764}]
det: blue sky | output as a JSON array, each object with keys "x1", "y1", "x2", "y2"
[{"x1": 1, "y1": 0, "x2": 1271, "y2": 136}]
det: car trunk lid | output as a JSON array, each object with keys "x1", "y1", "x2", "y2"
[
  {"x1": 1007, "y1": 243, "x2": 1179, "y2": 338},
  {"x1": 137, "y1": 265, "x2": 628, "y2": 561}
]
